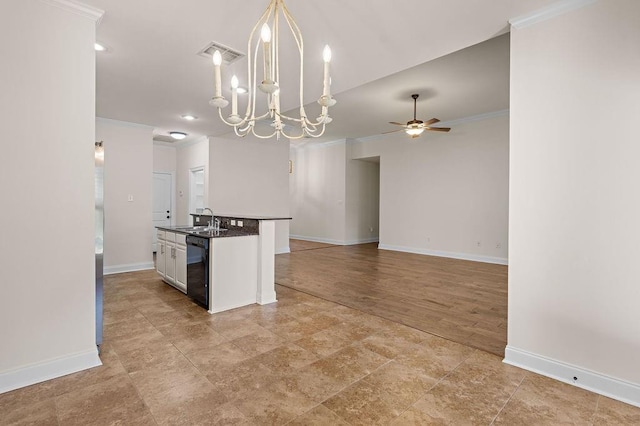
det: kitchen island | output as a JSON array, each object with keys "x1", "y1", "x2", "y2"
[{"x1": 156, "y1": 215, "x2": 290, "y2": 314}]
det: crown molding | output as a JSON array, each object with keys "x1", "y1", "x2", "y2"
[
  {"x1": 96, "y1": 117, "x2": 155, "y2": 130},
  {"x1": 39, "y1": 0, "x2": 105, "y2": 24},
  {"x1": 291, "y1": 138, "x2": 346, "y2": 150},
  {"x1": 437, "y1": 109, "x2": 509, "y2": 128},
  {"x1": 509, "y1": 0, "x2": 597, "y2": 29},
  {"x1": 154, "y1": 136, "x2": 208, "y2": 148},
  {"x1": 152, "y1": 140, "x2": 177, "y2": 148}
]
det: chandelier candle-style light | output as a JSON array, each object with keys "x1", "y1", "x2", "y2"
[{"x1": 209, "y1": 0, "x2": 336, "y2": 140}]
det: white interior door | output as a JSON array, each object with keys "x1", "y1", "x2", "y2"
[{"x1": 152, "y1": 172, "x2": 172, "y2": 252}]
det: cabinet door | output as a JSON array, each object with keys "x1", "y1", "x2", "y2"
[
  {"x1": 175, "y1": 244, "x2": 187, "y2": 293},
  {"x1": 156, "y1": 240, "x2": 166, "y2": 277},
  {"x1": 165, "y1": 241, "x2": 176, "y2": 283}
]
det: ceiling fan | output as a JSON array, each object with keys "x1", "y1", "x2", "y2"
[{"x1": 387, "y1": 94, "x2": 451, "y2": 138}]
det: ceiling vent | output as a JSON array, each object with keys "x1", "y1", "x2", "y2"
[{"x1": 197, "y1": 41, "x2": 245, "y2": 65}]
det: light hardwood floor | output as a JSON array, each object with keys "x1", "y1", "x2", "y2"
[
  {"x1": 290, "y1": 239, "x2": 337, "y2": 252},
  {"x1": 276, "y1": 241, "x2": 508, "y2": 356}
]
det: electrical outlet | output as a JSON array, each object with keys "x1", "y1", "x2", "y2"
[
  {"x1": 231, "y1": 219, "x2": 236, "y2": 226},
  {"x1": 496, "y1": 243, "x2": 501, "y2": 249},
  {"x1": 477, "y1": 241, "x2": 481, "y2": 247},
  {"x1": 127, "y1": 194, "x2": 134, "y2": 202},
  {"x1": 238, "y1": 220, "x2": 243, "y2": 227}
]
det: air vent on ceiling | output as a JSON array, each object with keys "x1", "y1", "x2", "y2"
[
  {"x1": 197, "y1": 41, "x2": 245, "y2": 65},
  {"x1": 153, "y1": 135, "x2": 178, "y2": 143}
]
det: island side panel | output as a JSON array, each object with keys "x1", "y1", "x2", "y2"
[
  {"x1": 209, "y1": 235, "x2": 258, "y2": 314},
  {"x1": 257, "y1": 220, "x2": 278, "y2": 305}
]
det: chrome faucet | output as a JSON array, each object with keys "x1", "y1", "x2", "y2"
[{"x1": 202, "y1": 207, "x2": 214, "y2": 230}]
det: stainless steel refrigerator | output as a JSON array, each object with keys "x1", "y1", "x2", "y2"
[{"x1": 95, "y1": 141, "x2": 104, "y2": 349}]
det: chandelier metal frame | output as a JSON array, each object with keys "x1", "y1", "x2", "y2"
[{"x1": 210, "y1": 0, "x2": 335, "y2": 140}]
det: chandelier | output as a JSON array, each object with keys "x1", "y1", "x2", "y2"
[{"x1": 209, "y1": 0, "x2": 336, "y2": 140}]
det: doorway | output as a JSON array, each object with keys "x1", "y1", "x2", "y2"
[
  {"x1": 189, "y1": 167, "x2": 205, "y2": 215},
  {"x1": 152, "y1": 172, "x2": 173, "y2": 252}
]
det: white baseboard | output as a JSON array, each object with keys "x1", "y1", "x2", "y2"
[
  {"x1": 290, "y1": 235, "x2": 379, "y2": 246},
  {"x1": 275, "y1": 246, "x2": 290, "y2": 255},
  {"x1": 0, "y1": 348, "x2": 102, "y2": 394},
  {"x1": 378, "y1": 243, "x2": 508, "y2": 265},
  {"x1": 104, "y1": 262, "x2": 155, "y2": 275},
  {"x1": 345, "y1": 237, "x2": 380, "y2": 245},
  {"x1": 257, "y1": 295, "x2": 278, "y2": 306},
  {"x1": 504, "y1": 346, "x2": 640, "y2": 408},
  {"x1": 208, "y1": 298, "x2": 259, "y2": 314}
]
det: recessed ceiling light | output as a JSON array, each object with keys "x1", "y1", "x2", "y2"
[
  {"x1": 181, "y1": 114, "x2": 197, "y2": 121},
  {"x1": 94, "y1": 43, "x2": 106, "y2": 52},
  {"x1": 169, "y1": 131, "x2": 187, "y2": 140}
]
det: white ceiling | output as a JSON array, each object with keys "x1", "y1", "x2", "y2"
[{"x1": 85, "y1": 0, "x2": 557, "y2": 144}]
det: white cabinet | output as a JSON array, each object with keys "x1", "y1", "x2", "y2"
[
  {"x1": 157, "y1": 230, "x2": 187, "y2": 293},
  {"x1": 156, "y1": 230, "x2": 166, "y2": 277},
  {"x1": 175, "y1": 234, "x2": 187, "y2": 290},
  {"x1": 165, "y1": 240, "x2": 176, "y2": 283}
]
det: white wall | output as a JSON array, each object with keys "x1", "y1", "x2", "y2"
[
  {"x1": 290, "y1": 141, "x2": 347, "y2": 243},
  {"x1": 153, "y1": 143, "x2": 176, "y2": 173},
  {"x1": 97, "y1": 119, "x2": 154, "y2": 274},
  {"x1": 289, "y1": 140, "x2": 381, "y2": 245},
  {"x1": 350, "y1": 114, "x2": 509, "y2": 263},
  {"x1": 176, "y1": 138, "x2": 209, "y2": 225},
  {"x1": 346, "y1": 156, "x2": 380, "y2": 244},
  {"x1": 0, "y1": 0, "x2": 101, "y2": 392},
  {"x1": 209, "y1": 135, "x2": 290, "y2": 253},
  {"x1": 290, "y1": 116, "x2": 508, "y2": 260},
  {"x1": 506, "y1": 0, "x2": 640, "y2": 406}
]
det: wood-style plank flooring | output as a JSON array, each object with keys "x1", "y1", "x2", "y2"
[
  {"x1": 289, "y1": 239, "x2": 337, "y2": 252},
  {"x1": 276, "y1": 241, "x2": 508, "y2": 356}
]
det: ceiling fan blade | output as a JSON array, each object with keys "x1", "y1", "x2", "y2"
[
  {"x1": 382, "y1": 128, "x2": 403, "y2": 135},
  {"x1": 388, "y1": 121, "x2": 406, "y2": 126},
  {"x1": 425, "y1": 127, "x2": 451, "y2": 132},
  {"x1": 424, "y1": 118, "x2": 440, "y2": 126}
]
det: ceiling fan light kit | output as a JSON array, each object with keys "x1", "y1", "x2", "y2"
[
  {"x1": 210, "y1": 0, "x2": 336, "y2": 140},
  {"x1": 388, "y1": 93, "x2": 451, "y2": 138},
  {"x1": 406, "y1": 126, "x2": 425, "y2": 137}
]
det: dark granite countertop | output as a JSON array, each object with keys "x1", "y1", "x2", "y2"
[
  {"x1": 156, "y1": 225, "x2": 258, "y2": 239},
  {"x1": 189, "y1": 213, "x2": 291, "y2": 221}
]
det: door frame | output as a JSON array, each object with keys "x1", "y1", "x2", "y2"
[{"x1": 189, "y1": 166, "x2": 206, "y2": 216}]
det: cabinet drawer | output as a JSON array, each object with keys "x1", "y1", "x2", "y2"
[
  {"x1": 165, "y1": 231, "x2": 176, "y2": 242},
  {"x1": 176, "y1": 233, "x2": 186, "y2": 246},
  {"x1": 157, "y1": 230, "x2": 166, "y2": 240}
]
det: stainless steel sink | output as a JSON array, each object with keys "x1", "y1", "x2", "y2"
[
  {"x1": 175, "y1": 226, "x2": 208, "y2": 231},
  {"x1": 193, "y1": 228, "x2": 228, "y2": 236}
]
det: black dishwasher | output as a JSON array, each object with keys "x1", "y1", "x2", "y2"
[{"x1": 186, "y1": 235, "x2": 210, "y2": 309}]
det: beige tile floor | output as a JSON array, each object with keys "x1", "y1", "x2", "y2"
[{"x1": 2, "y1": 269, "x2": 639, "y2": 425}]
